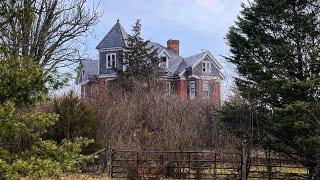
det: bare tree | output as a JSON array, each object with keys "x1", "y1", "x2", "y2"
[
  {"x1": 0, "y1": 0, "x2": 100, "y2": 84},
  {"x1": 90, "y1": 79, "x2": 232, "y2": 152}
]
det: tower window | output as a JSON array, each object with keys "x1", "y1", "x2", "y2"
[{"x1": 107, "y1": 53, "x2": 116, "y2": 68}]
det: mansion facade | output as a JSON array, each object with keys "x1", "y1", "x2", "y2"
[{"x1": 77, "y1": 20, "x2": 224, "y2": 106}]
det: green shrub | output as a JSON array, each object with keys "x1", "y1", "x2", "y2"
[
  {"x1": 0, "y1": 102, "x2": 93, "y2": 179},
  {"x1": 43, "y1": 92, "x2": 101, "y2": 154}
]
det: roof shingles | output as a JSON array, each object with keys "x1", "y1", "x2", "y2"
[
  {"x1": 96, "y1": 21, "x2": 128, "y2": 49},
  {"x1": 78, "y1": 21, "x2": 221, "y2": 83}
]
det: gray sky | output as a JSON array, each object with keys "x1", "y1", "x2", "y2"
[{"x1": 60, "y1": 0, "x2": 245, "y2": 100}]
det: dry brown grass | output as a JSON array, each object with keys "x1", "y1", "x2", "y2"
[
  {"x1": 58, "y1": 173, "x2": 110, "y2": 180},
  {"x1": 21, "y1": 174, "x2": 109, "y2": 180}
]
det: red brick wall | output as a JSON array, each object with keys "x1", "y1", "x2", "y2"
[
  {"x1": 175, "y1": 79, "x2": 221, "y2": 106},
  {"x1": 98, "y1": 77, "x2": 106, "y2": 99},
  {"x1": 177, "y1": 80, "x2": 188, "y2": 100},
  {"x1": 212, "y1": 81, "x2": 221, "y2": 106},
  {"x1": 81, "y1": 77, "x2": 107, "y2": 100},
  {"x1": 82, "y1": 77, "x2": 221, "y2": 106},
  {"x1": 167, "y1": 40, "x2": 180, "y2": 54}
]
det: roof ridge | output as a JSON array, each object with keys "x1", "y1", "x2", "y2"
[
  {"x1": 118, "y1": 21, "x2": 129, "y2": 43},
  {"x1": 185, "y1": 51, "x2": 207, "y2": 59},
  {"x1": 149, "y1": 41, "x2": 183, "y2": 58}
]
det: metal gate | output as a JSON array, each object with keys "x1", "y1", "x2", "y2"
[{"x1": 107, "y1": 150, "x2": 308, "y2": 179}]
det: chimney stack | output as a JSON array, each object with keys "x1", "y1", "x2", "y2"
[{"x1": 167, "y1": 40, "x2": 180, "y2": 54}]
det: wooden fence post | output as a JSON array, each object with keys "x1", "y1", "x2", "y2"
[
  {"x1": 241, "y1": 146, "x2": 248, "y2": 180},
  {"x1": 109, "y1": 148, "x2": 114, "y2": 178},
  {"x1": 214, "y1": 152, "x2": 217, "y2": 180}
]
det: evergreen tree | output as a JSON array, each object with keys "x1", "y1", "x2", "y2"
[
  {"x1": 0, "y1": 57, "x2": 92, "y2": 178},
  {"x1": 123, "y1": 20, "x2": 159, "y2": 79},
  {"x1": 226, "y1": 0, "x2": 320, "y2": 178}
]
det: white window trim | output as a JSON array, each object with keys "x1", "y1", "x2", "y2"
[
  {"x1": 203, "y1": 81, "x2": 210, "y2": 98},
  {"x1": 122, "y1": 51, "x2": 127, "y2": 71},
  {"x1": 202, "y1": 61, "x2": 212, "y2": 73},
  {"x1": 166, "y1": 81, "x2": 173, "y2": 95},
  {"x1": 91, "y1": 86, "x2": 99, "y2": 96},
  {"x1": 189, "y1": 81, "x2": 196, "y2": 100},
  {"x1": 82, "y1": 86, "x2": 86, "y2": 98},
  {"x1": 106, "y1": 53, "x2": 117, "y2": 69},
  {"x1": 159, "y1": 56, "x2": 168, "y2": 69}
]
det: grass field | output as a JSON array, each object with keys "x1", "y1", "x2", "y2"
[
  {"x1": 59, "y1": 174, "x2": 110, "y2": 180},
  {"x1": 21, "y1": 174, "x2": 110, "y2": 180}
]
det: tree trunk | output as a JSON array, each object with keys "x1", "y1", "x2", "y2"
[
  {"x1": 241, "y1": 145, "x2": 250, "y2": 180},
  {"x1": 310, "y1": 165, "x2": 320, "y2": 180},
  {"x1": 264, "y1": 149, "x2": 272, "y2": 180}
]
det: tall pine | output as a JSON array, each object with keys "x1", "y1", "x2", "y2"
[
  {"x1": 226, "y1": 0, "x2": 320, "y2": 178},
  {"x1": 123, "y1": 20, "x2": 159, "y2": 79}
]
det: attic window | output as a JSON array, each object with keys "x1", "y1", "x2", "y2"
[
  {"x1": 107, "y1": 53, "x2": 116, "y2": 68},
  {"x1": 202, "y1": 61, "x2": 211, "y2": 73},
  {"x1": 159, "y1": 57, "x2": 168, "y2": 69}
]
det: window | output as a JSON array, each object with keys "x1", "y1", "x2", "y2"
[
  {"x1": 82, "y1": 86, "x2": 86, "y2": 98},
  {"x1": 107, "y1": 53, "x2": 116, "y2": 68},
  {"x1": 189, "y1": 81, "x2": 196, "y2": 100},
  {"x1": 159, "y1": 56, "x2": 167, "y2": 69},
  {"x1": 203, "y1": 81, "x2": 211, "y2": 98},
  {"x1": 166, "y1": 81, "x2": 173, "y2": 95},
  {"x1": 202, "y1": 61, "x2": 211, "y2": 73},
  {"x1": 91, "y1": 86, "x2": 98, "y2": 97}
]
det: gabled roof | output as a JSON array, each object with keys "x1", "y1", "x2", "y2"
[
  {"x1": 184, "y1": 51, "x2": 208, "y2": 67},
  {"x1": 178, "y1": 51, "x2": 223, "y2": 78},
  {"x1": 78, "y1": 20, "x2": 224, "y2": 82},
  {"x1": 149, "y1": 42, "x2": 184, "y2": 76},
  {"x1": 96, "y1": 20, "x2": 128, "y2": 50},
  {"x1": 77, "y1": 59, "x2": 99, "y2": 84}
]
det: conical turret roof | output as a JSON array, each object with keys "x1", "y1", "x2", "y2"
[{"x1": 96, "y1": 20, "x2": 128, "y2": 49}]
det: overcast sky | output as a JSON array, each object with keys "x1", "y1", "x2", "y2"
[
  {"x1": 86, "y1": 0, "x2": 244, "y2": 58},
  {"x1": 62, "y1": 0, "x2": 245, "y2": 100}
]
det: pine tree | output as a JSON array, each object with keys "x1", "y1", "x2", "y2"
[
  {"x1": 123, "y1": 20, "x2": 159, "y2": 80},
  {"x1": 226, "y1": 0, "x2": 320, "y2": 178}
]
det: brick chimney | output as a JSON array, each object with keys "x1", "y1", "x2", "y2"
[{"x1": 167, "y1": 39, "x2": 180, "y2": 54}]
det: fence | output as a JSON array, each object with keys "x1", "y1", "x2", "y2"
[{"x1": 107, "y1": 150, "x2": 309, "y2": 179}]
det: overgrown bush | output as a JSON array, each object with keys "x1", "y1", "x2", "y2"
[
  {"x1": 92, "y1": 80, "x2": 233, "y2": 151},
  {"x1": 42, "y1": 92, "x2": 101, "y2": 154}
]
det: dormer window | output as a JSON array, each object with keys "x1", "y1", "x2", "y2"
[
  {"x1": 107, "y1": 53, "x2": 116, "y2": 68},
  {"x1": 202, "y1": 61, "x2": 211, "y2": 73},
  {"x1": 159, "y1": 56, "x2": 168, "y2": 69}
]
